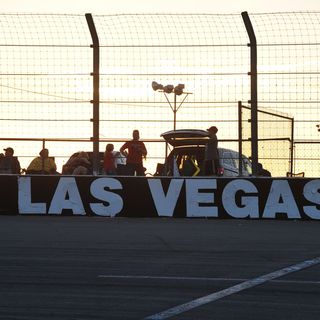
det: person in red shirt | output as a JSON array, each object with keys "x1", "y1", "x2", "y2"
[
  {"x1": 103, "y1": 143, "x2": 116, "y2": 175},
  {"x1": 120, "y1": 130, "x2": 147, "y2": 176}
]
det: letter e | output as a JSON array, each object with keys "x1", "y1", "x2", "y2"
[{"x1": 186, "y1": 179, "x2": 217, "y2": 217}]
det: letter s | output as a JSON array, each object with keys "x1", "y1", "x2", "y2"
[
  {"x1": 90, "y1": 178, "x2": 123, "y2": 217},
  {"x1": 303, "y1": 180, "x2": 320, "y2": 220}
]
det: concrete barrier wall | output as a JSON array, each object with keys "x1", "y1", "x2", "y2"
[{"x1": 0, "y1": 175, "x2": 319, "y2": 219}]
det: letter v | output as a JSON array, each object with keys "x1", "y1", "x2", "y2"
[{"x1": 148, "y1": 179, "x2": 184, "y2": 217}]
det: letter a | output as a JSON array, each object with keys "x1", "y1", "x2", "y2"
[
  {"x1": 48, "y1": 177, "x2": 85, "y2": 215},
  {"x1": 263, "y1": 180, "x2": 300, "y2": 219}
]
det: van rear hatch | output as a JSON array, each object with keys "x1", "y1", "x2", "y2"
[{"x1": 160, "y1": 129, "x2": 210, "y2": 147}]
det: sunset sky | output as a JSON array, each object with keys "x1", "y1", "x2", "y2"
[
  {"x1": 1, "y1": 0, "x2": 320, "y2": 14},
  {"x1": 0, "y1": 1, "x2": 319, "y2": 176}
]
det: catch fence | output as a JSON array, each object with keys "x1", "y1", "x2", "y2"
[{"x1": 0, "y1": 12, "x2": 319, "y2": 176}]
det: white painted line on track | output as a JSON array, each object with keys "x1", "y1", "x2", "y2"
[
  {"x1": 98, "y1": 274, "x2": 320, "y2": 285},
  {"x1": 143, "y1": 256, "x2": 320, "y2": 320},
  {"x1": 98, "y1": 274, "x2": 320, "y2": 284},
  {"x1": 98, "y1": 275, "x2": 247, "y2": 282}
]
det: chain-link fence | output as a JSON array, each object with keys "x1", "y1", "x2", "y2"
[
  {"x1": 240, "y1": 103, "x2": 294, "y2": 177},
  {"x1": 0, "y1": 12, "x2": 319, "y2": 176}
]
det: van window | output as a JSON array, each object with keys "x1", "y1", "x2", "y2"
[
  {"x1": 232, "y1": 155, "x2": 252, "y2": 175},
  {"x1": 243, "y1": 158, "x2": 252, "y2": 175},
  {"x1": 222, "y1": 151, "x2": 235, "y2": 167},
  {"x1": 234, "y1": 158, "x2": 240, "y2": 170}
]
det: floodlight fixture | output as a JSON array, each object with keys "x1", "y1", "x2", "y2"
[
  {"x1": 163, "y1": 84, "x2": 174, "y2": 94},
  {"x1": 152, "y1": 81, "x2": 191, "y2": 130},
  {"x1": 174, "y1": 83, "x2": 185, "y2": 95},
  {"x1": 152, "y1": 81, "x2": 163, "y2": 91}
]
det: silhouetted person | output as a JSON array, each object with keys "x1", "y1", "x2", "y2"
[
  {"x1": 257, "y1": 162, "x2": 271, "y2": 177},
  {"x1": 26, "y1": 148, "x2": 57, "y2": 174},
  {"x1": 104, "y1": 144, "x2": 116, "y2": 175},
  {"x1": 120, "y1": 129, "x2": 147, "y2": 176},
  {"x1": 204, "y1": 126, "x2": 221, "y2": 175},
  {"x1": 0, "y1": 147, "x2": 21, "y2": 174},
  {"x1": 63, "y1": 151, "x2": 91, "y2": 175}
]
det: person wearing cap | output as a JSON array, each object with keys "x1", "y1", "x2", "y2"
[
  {"x1": 26, "y1": 148, "x2": 58, "y2": 174},
  {"x1": 120, "y1": 129, "x2": 147, "y2": 176},
  {"x1": 204, "y1": 126, "x2": 220, "y2": 175},
  {"x1": 0, "y1": 147, "x2": 21, "y2": 174}
]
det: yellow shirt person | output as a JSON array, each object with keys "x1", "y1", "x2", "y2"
[{"x1": 26, "y1": 148, "x2": 57, "y2": 174}]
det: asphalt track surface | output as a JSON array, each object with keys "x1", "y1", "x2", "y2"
[{"x1": 0, "y1": 216, "x2": 319, "y2": 320}]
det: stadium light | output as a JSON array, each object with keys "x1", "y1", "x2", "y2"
[
  {"x1": 152, "y1": 81, "x2": 191, "y2": 130},
  {"x1": 152, "y1": 81, "x2": 163, "y2": 91}
]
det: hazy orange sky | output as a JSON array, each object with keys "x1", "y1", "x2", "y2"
[
  {"x1": 1, "y1": 0, "x2": 319, "y2": 14},
  {"x1": 0, "y1": 3, "x2": 319, "y2": 176}
]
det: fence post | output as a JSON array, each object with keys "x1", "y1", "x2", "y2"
[
  {"x1": 238, "y1": 101, "x2": 243, "y2": 176},
  {"x1": 241, "y1": 11, "x2": 258, "y2": 175},
  {"x1": 85, "y1": 13, "x2": 100, "y2": 175},
  {"x1": 290, "y1": 118, "x2": 294, "y2": 174}
]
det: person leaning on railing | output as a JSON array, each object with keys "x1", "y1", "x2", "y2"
[
  {"x1": 26, "y1": 148, "x2": 58, "y2": 175},
  {"x1": 0, "y1": 147, "x2": 21, "y2": 174},
  {"x1": 64, "y1": 151, "x2": 91, "y2": 175}
]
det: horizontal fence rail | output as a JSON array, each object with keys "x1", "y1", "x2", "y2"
[{"x1": 0, "y1": 12, "x2": 319, "y2": 177}]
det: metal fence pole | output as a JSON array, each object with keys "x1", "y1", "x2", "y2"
[
  {"x1": 238, "y1": 101, "x2": 243, "y2": 176},
  {"x1": 241, "y1": 11, "x2": 258, "y2": 175},
  {"x1": 290, "y1": 118, "x2": 294, "y2": 174},
  {"x1": 85, "y1": 13, "x2": 100, "y2": 175}
]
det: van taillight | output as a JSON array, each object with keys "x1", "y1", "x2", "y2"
[{"x1": 217, "y1": 167, "x2": 224, "y2": 176}]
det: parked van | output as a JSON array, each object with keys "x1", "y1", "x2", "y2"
[{"x1": 156, "y1": 129, "x2": 252, "y2": 177}]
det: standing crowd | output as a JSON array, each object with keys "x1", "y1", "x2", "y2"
[
  {"x1": 0, "y1": 129, "x2": 148, "y2": 176},
  {"x1": 103, "y1": 129, "x2": 147, "y2": 176},
  {"x1": 0, "y1": 127, "x2": 266, "y2": 177}
]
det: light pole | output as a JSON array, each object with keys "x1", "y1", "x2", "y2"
[{"x1": 152, "y1": 81, "x2": 192, "y2": 131}]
